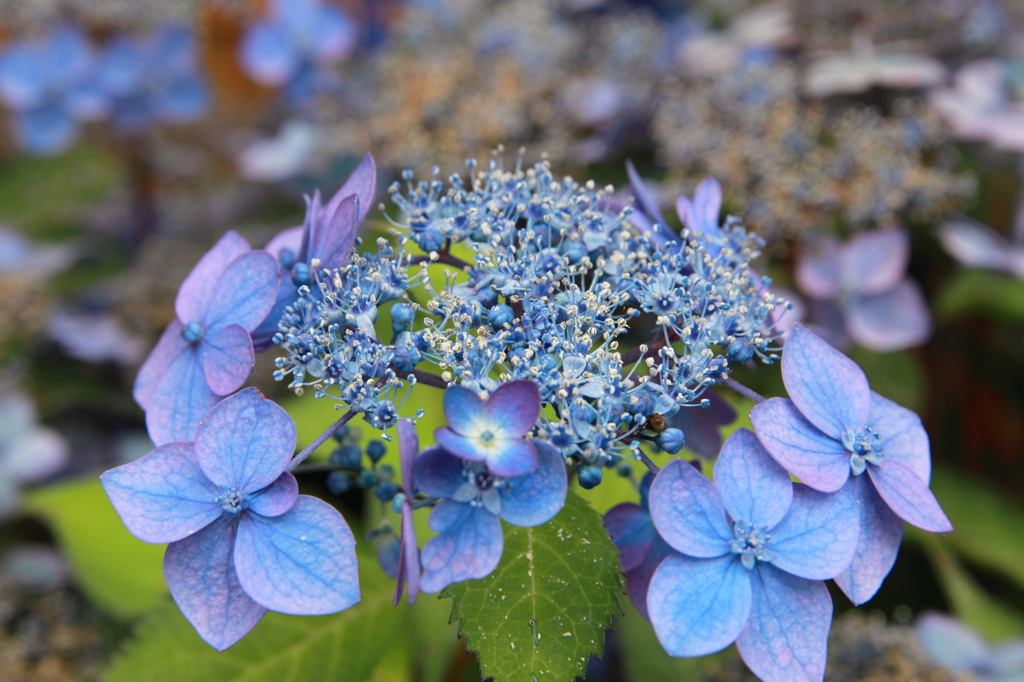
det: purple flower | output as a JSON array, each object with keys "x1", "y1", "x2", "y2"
[
  {"x1": 795, "y1": 228, "x2": 932, "y2": 352},
  {"x1": 412, "y1": 438, "x2": 567, "y2": 593},
  {"x1": 393, "y1": 420, "x2": 420, "y2": 606},
  {"x1": 253, "y1": 152, "x2": 376, "y2": 350},
  {"x1": 750, "y1": 324, "x2": 952, "y2": 606},
  {"x1": 133, "y1": 231, "x2": 279, "y2": 445},
  {"x1": 603, "y1": 472, "x2": 674, "y2": 621},
  {"x1": 916, "y1": 612, "x2": 1024, "y2": 682},
  {"x1": 433, "y1": 380, "x2": 542, "y2": 478},
  {"x1": 646, "y1": 429, "x2": 860, "y2": 682},
  {"x1": 101, "y1": 388, "x2": 360, "y2": 650}
]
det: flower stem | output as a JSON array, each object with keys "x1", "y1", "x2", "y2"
[
  {"x1": 722, "y1": 378, "x2": 766, "y2": 404},
  {"x1": 637, "y1": 450, "x2": 660, "y2": 475},
  {"x1": 288, "y1": 410, "x2": 356, "y2": 471}
]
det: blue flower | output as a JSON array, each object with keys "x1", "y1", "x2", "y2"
[
  {"x1": 96, "y1": 25, "x2": 208, "y2": 134},
  {"x1": 238, "y1": 0, "x2": 358, "y2": 103},
  {"x1": 101, "y1": 388, "x2": 360, "y2": 650},
  {"x1": 434, "y1": 380, "x2": 542, "y2": 478},
  {"x1": 750, "y1": 324, "x2": 952, "y2": 606},
  {"x1": 254, "y1": 152, "x2": 376, "y2": 350},
  {"x1": 133, "y1": 231, "x2": 279, "y2": 445},
  {"x1": 412, "y1": 438, "x2": 567, "y2": 593},
  {"x1": 393, "y1": 420, "x2": 420, "y2": 606},
  {"x1": 916, "y1": 611, "x2": 1024, "y2": 682},
  {"x1": 0, "y1": 26, "x2": 107, "y2": 155},
  {"x1": 795, "y1": 228, "x2": 932, "y2": 352},
  {"x1": 647, "y1": 428, "x2": 860, "y2": 682},
  {"x1": 603, "y1": 471, "x2": 674, "y2": 621}
]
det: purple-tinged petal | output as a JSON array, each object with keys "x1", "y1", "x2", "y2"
[
  {"x1": 692, "y1": 177, "x2": 723, "y2": 235},
  {"x1": 419, "y1": 501, "x2": 503, "y2": 594},
  {"x1": 412, "y1": 446, "x2": 463, "y2": 499},
  {"x1": 15, "y1": 106, "x2": 77, "y2": 156},
  {"x1": 834, "y1": 475, "x2": 903, "y2": 605},
  {"x1": 648, "y1": 553, "x2": 751, "y2": 656},
  {"x1": 915, "y1": 612, "x2": 990, "y2": 671},
  {"x1": 194, "y1": 387, "x2": 296, "y2": 494},
  {"x1": 626, "y1": 159, "x2": 668, "y2": 228},
  {"x1": 795, "y1": 239, "x2": 841, "y2": 301},
  {"x1": 199, "y1": 324, "x2": 254, "y2": 396},
  {"x1": 841, "y1": 228, "x2": 909, "y2": 297},
  {"x1": 605, "y1": 503, "x2": 654, "y2": 572},
  {"x1": 442, "y1": 385, "x2": 485, "y2": 435},
  {"x1": 235, "y1": 496, "x2": 359, "y2": 615},
  {"x1": 845, "y1": 280, "x2": 932, "y2": 352},
  {"x1": 714, "y1": 428, "x2": 793, "y2": 530},
  {"x1": 397, "y1": 419, "x2": 418, "y2": 495},
  {"x1": 649, "y1": 458, "x2": 731, "y2": 558},
  {"x1": 308, "y1": 193, "x2": 359, "y2": 272},
  {"x1": 868, "y1": 461, "x2": 952, "y2": 533},
  {"x1": 239, "y1": 23, "x2": 297, "y2": 86},
  {"x1": 484, "y1": 380, "x2": 540, "y2": 438},
  {"x1": 334, "y1": 152, "x2": 376, "y2": 226},
  {"x1": 769, "y1": 483, "x2": 859, "y2": 580},
  {"x1": 0, "y1": 46, "x2": 45, "y2": 109},
  {"x1": 133, "y1": 319, "x2": 189, "y2": 410},
  {"x1": 311, "y1": 6, "x2": 358, "y2": 62},
  {"x1": 251, "y1": 278, "x2": 299, "y2": 353},
  {"x1": 264, "y1": 226, "x2": 304, "y2": 261},
  {"x1": 485, "y1": 439, "x2": 539, "y2": 478},
  {"x1": 434, "y1": 428, "x2": 487, "y2": 463},
  {"x1": 750, "y1": 398, "x2": 850, "y2": 493},
  {"x1": 175, "y1": 231, "x2": 250, "y2": 325},
  {"x1": 868, "y1": 391, "x2": 930, "y2": 483},
  {"x1": 203, "y1": 251, "x2": 280, "y2": 332},
  {"x1": 394, "y1": 501, "x2": 420, "y2": 606},
  {"x1": 737, "y1": 564, "x2": 831, "y2": 682},
  {"x1": 939, "y1": 220, "x2": 1012, "y2": 271},
  {"x1": 498, "y1": 440, "x2": 567, "y2": 526},
  {"x1": 101, "y1": 442, "x2": 221, "y2": 544},
  {"x1": 164, "y1": 516, "x2": 266, "y2": 651},
  {"x1": 627, "y1": 535, "x2": 674, "y2": 622},
  {"x1": 667, "y1": 391, "x2": 736, "y2": 460},
  {"x1": 675, "y1": 195, "x2": 693, "y2": 229},
  {"x1": 377, "y1": 532, "x2": 400, "y2": 579},
  {"x1": 782, "y1": 324, "x2": 870, "y2": 438},
  {"x1": 248, "y1": 472, "x2": 298, "y2": 517},
  {"x1": 145, "y1": 349, "x2": 219, "y2": 446}
]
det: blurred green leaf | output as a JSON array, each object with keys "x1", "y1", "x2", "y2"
[
  {"x1": 936, "y1": 270, "x2": 1024, "y2": 324},
  {"x1": 106, "y1": 552, "x2": 401, "y2": 682},
  {"x1": 847, "y1": 347, "x2": 926, "y2": 412},
  {"x1": 24, "y1": 477, "x2": 167, "y2": 616},
  {"x1": 616, "y1": 596, "x2": 710, "y2": 682},
  {"x1": 444, "y1": 492, "x2": 623, "y2": 682}
]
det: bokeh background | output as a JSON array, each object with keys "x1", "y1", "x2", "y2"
[{"x1": 0, "y1": 0, "x2": 1022, "y2": 680}]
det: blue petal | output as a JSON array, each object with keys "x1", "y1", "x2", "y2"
[
  {"x1": 647, "y1": 553, "x2": 751, "y2": 656},
  {"x1": 750, "y1": 398, "x2": 850, "y2": 493},
  {"x1": 412, "y1": 446, "x2": 463, "y2": 499},
  {"x1": 0, "y1": 47, "x2": 46, "y2": 109},
  {"x1": 768, "y1": 483, "x2": 859, "y2": 580},
  {"x1": 604, "y1": 503, "x2": 654, "y2": 572},
  {"x1": 867, "y1": 391, "x2": 931, "y2": 483},
  {"x1": 781, "y1": 324, "x2": 871, "y2": 438},
  {"x1": 394, "y1": 502, "x2": 420, "y2": 606},
  {"x1": 498, "y1": 440, "x2": 566, "y2": 526},
  {"x1": 833, "y1": 474, "x2": 903, "y2": 605},
  {"x1": 692, "y1": 177, "x2": 722, "y2": 235},
  {"x1": 101, "y1": 442, "x2": 221, "y2": 544},
  {"x1": 666, "y1": 391, "x2": 736, "y2": 460},
  {"x1": 419, "y1": 500, "x2": 503, "y2": 593},
  {"x1": 713, "y1": 428, "x2": 793, "y2": 530},
  {"x1": 397, "y1": 420, "x2": 418, "y2": 495},
  {"x1": 627, "y1": 534, "x2": 674, "y2": 622},
  {"x1": 199, "y1": 324, "x2": 254, "y2": 396},
  {"x1": 841, "y1": 228, "x2": 909, "y2": 297},
  {"x1": 625, "y1": 160, "x2": 668, "y2": 228},
  {"x1": 736, "y1": 564, "x2": 832, "y2": 682},
  {"x1": 15, "y1": 106, "x2": 77, "y2": 156},
  {"x1": 795, "y1": 239, "x2": 841, "y2": 300},
  {"x1": 307, "y1": 192, "x2": 359, "y2": 271},
  {"x1": 845, "y1": 280, "x2": 932, "y2": 353},
  {"x1": 376, "y1": 531, "x2": 400, "y2": 579},
  {"x1": 484, "y1": 439, "x2": 538, "y2": 479},
  {"x1": 204, "y1": 251, "x2": 280, "y2": 332},
  {"x1": 248, "y1": 472, "x2": 298, "y2": 517},
  {"x1": 915, "y1": 612, "x2": 990, "y2": 672},
  {"x1": 133, "y1": 319, "x2": 189, "y2": 410},
  {"x1": 484, "y1": 380, "x2": 541, "y2": 438},
  {"x1": 868, "y1": 461, "x2": 952, "y2": 533},
  {"x1": 164, "y1": 516, "x2": 266, "y2": 651},
  {"x1": 145, "y1": 348, "x2": 219, "y2": 445},
  {"x1": 97, "y1": 38, "x2": 145, "y2": 97},
  {"x1": 193, "y1": 387, "x2": 296, "y2": 493},
  {"x1": 433, "y1": 427, "x2": 486, "y2": 463},
  {"x1": 154, "y1": 75, "x2": 208, "y2": 122},
  {"x1": 239, "y1": 23, "x2": 298, "y2": 86},
  {"x1": 648, "y1": 458, "x2": 731, "y2": 558},
  {"x1": 175, "y1": 231, "x2": 251, "y2": 325},
  {"x1": 442, "y1": 384, "x2": 485, "y2": 435},
  {"x1": 251, "y1": 278, "x2": 299, "y2": 352},
  {"x1": 234, "y1": 496, "x2": 360, "y2": 615},
  {"x1": 310, "y1": 5, "x2": 358, "y2": 62},
  {"x1": 338, "y1": 152, "x2": 377, "y2": 225}
]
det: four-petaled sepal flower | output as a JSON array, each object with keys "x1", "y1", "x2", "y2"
[{"x1": 101, "y1": 388, "x2": 360, "y2": 650}]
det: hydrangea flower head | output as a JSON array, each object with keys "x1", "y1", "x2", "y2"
[
  {"x1": 413, "y1": 436, "x2": 567, "y2": 593},
  {"x1": 434, "y1": 380, "x2": 541, "y2": 478},
  {"x1": 102, "y1": 388, "x2": 360, "y2": 650},
  {"x1": 133, "y1": 231, "x2": 279, "y2": 444},
  {"x1": 750, "y1": 324, "x2": 951, "y2": 605},
  {"x1": 796, "y1": 228, "x2": 932, "y2": 352},
  {"x1": 0, "y1": 25, "x2": 107, "y2": 155},
  {"x1": 647, "y1": 428, "x2": 859, "y2": 682}
]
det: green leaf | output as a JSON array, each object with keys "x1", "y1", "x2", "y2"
[
  {"x1": 24, "y1": 477, "x2": 167, "y2": 616},
  {"x1": 615, "y1": 595, "x2": 711, "y2": 682},
  {"x1": 936, "y1": 269, "x2": 1024, "y2": 324},
  {"x1": 106, "y1": 553, "x2": 402, "y2": 682},
  {"x1": 846, "y1": 347, "x2": 926, "y2": 412},
  {"x1": 444, "y1": 491, "x2": 624, "y2": 682}
]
